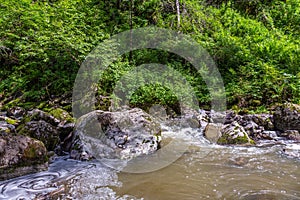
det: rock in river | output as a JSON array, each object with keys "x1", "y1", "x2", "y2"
[
  {"x1": 0, "y1": 133, "x2": 48, "y2": 181},
  {"x1": 75, "y1": 108, "x2": 162, "y2": 160},
  {"x1": 217, "y1": 121, "x2": 254, "y2": 145},
  {"x1": 204, "y1": 123, "x2": 222, "y2": 143}
]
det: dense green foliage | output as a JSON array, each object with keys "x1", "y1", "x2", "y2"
[{"x1": 0, "y1": 0, "x2": 299, "y2": 113}]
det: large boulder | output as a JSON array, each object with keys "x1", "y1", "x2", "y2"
[
  {"x1": 75, "y1": 108, "x2": 162, "y2": 160},
  {"x1": 17, "y1": 109, "x2": 75, "y2": 154},
  {"x1": 273, "y1": 103, "x2": 300, "y2": 132},
  {"x1": 0, "y1": 133, "x2": 48, "y2": 180}
]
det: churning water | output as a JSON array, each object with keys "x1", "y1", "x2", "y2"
[{"x1": 0, "y1": 127, "x2": 299, "y2": 200}]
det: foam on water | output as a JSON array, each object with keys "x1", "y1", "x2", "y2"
[{"x1": 0, "y1": 126, "x2": 299, "y2": 200}]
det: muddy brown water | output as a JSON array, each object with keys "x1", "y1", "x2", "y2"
[
  {"x1": 116, "y1": 144, "x2": 300, "y2": 200},
  {"x1": 0, "y1": 128, "x2": 299, "y2": 200}
]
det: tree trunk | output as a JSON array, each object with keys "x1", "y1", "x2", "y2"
[{"x1": 176, "y1": 0, "x2": 180, "y2": 29}]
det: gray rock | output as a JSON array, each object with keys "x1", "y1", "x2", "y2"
[
  {"x1": 27, "y1": 109, "x2": 60, "y2": 126},
  {"x1": 75, "y1": 108, "x2": 161, "y2": 160},
  {"x1": 273, "y1": 103, "x2": 300, "y2": 131},
  {"x1": 17, "y1": 109, "x2": 75, "y2": 154},
  {"x1": 281, "y1": 130, "x2": 300, "y2": 141},
  {"x1": 20, "y1": 120, "x2": 59, "y2": 151},
  {"x1": 224, "y1": 111, "x2": 274, "y2": 140},
  {"x1": 244, "y1": 121, "x2": 263, "y2": 137},
  {"x1": 6, "y1": 107, "x2": 26, "y2": 120},
  {"x1": 0, "y1": 134, "x2": 48, "y2": 180},
  {"x1": 261, "y1": 131, "x2": 278, "y2": 140},
  {"x1": 208, "y1": 110, "x2": 226, "y2": 123},
  {"x1": 224, "y1": 111, "x2": 238, "y2": 124},
  {"x1": 251, "y1": 114, "x2": 274, "y2": 130},
  {"x1": 218, "y1": 121, "x2": 254, "y2": 145},
  {"x1": 0, "y1": 121, "x2": 15, "y2": 134},
  {"x1": 203, "y1": 123, "x2": 222, "y2": 143}
]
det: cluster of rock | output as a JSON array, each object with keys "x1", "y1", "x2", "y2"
[
  {"x1": 0, "y1": 106, "x2": 161, "y2": 180},
  {"x1": 0, "y1": 108, "x2": 49, "y2": 180},
  {"x1": 0, "y1": 103, "x2": 299, "y2": 180},
  {"x1": 203, "y1": 103, "x2": 300, "y2": 145}
]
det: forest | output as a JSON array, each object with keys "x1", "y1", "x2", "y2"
[{"x1": 0, "y1": 0, "x2": 299, "y2": 113}]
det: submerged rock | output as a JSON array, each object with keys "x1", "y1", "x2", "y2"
[
  {"x1": 0, "y1": 133, "x2": 48, "y2": 181},
  {"x1": 75, "y1": 108, "x2": 161, "y2": 160},
  {"x1": 282, "y1": 144, "x2": 300, "y2": 159}
]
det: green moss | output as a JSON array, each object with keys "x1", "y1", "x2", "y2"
[
  {"x1": 233, "y1": 135, "x2": 250, "y2": 144},
  {"x1": 249, "y1": 139, "x2": 256, "y2": 145},
  {"x1": 3, "y1": 99, "x2": 38, "y2": 111},
  {"x1": 49, "y1": 108, "x2": 74, "y2": 123},
  {"x1": 37, "y1": 102, "x2": 48, "y2": 110},
  {"x1": 217, "y1": 133, "x2": 255, "y2": 145},
  {"x1": 3, "y1": 98, "x2": 21, "y2": 110},
  {"x1": 63, "y1": 104, "x2": 72, "y2": 112},
  {"x1": 16, "y1": 115, "x2": 31, "y2": 135},
  {"x1": 21, "y1": 102, "x2": 37, "y2": 110},
  {"x1": 23, "y1": 141, "x2": 48, "y2": 162},
  {"x1": 24, "y1": 145, "x2": 38, "y2": 159},
  {"x1": 5, "y1": 117, "x2": 18, "y2": 125},
  {"x1": 217, "y1": 136, "x2": 229, "y2": 145}
]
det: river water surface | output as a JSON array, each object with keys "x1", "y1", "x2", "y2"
[{"x1": 0, "y1": 127, "x2": 299, "y2": 200}]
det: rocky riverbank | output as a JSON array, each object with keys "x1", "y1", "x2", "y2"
[{"x1": 0, "y1": 102, "x2": 299, "y2": 181}]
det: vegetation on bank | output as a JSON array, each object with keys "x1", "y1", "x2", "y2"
[{"x1": 0, "y1": 0, "x2": 299, "y2": 114}]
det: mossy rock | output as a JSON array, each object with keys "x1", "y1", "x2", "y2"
[
  {"x1": 4, "y1": 117, "x2": 19, "y2": 125},
  {"x1": 23, "y1": 140, "x2": 48, "y2": 162},
  {"x1": 48, "y1": 108, "x2": 74, "y2": 123},
  {"x1": 17, "y1": 120, "x2": 60, "y2": 151},
  {"x1": 218, "y1": 133, "x2": 255, "y2": 145},
  {"x1": 0, "y1": 135, "x2": 48, "y2": 180},
  {"x1": 217, "y1": 122, "x2": 255, "y2": 145}
]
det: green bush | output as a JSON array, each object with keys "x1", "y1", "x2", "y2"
[{"x1": 0, "y1": 0, "x2": 299, "y2": 112}]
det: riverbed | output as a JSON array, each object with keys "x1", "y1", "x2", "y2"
[{"x1": 0, "y1": 128, "x2": 299, "y2": 200}]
